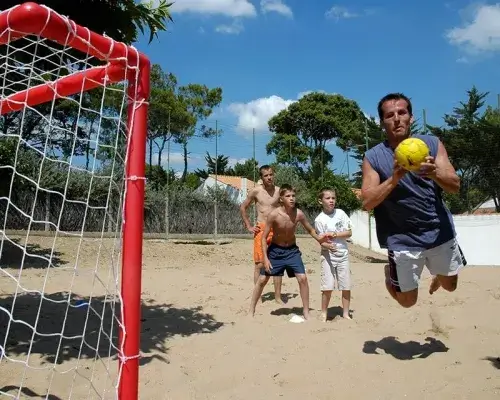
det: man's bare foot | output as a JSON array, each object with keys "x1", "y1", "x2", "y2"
[
  {"x1": 429, "y1": 276, "x2": 441, "y2": 295},
  {"x1": 274, "y1": 296, "x2": 285, "y2": 305},
  {"x1": 343, "y1": 313, "x2": 352, "y2": 320}
]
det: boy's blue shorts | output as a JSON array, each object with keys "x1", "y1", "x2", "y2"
[{"x1": 260, "y1": 243, "x2": 306, "y2": 277}]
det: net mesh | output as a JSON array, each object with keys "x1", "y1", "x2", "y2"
[{"x1": 0, "y1": 5, "x2": 144, "y2": 399}]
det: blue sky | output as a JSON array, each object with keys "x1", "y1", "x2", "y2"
[{"x1": 136, "y1": 0, "x2": 500, "y2": 178}]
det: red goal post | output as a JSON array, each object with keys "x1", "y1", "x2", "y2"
[{"x1": 0, "y1": 2, "x2": 149, "y2": 399}]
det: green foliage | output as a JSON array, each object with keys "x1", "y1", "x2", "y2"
[
  {"x1": 427, "y1": 86, "x2": 496, "y2": 213},
  {"x1": 266, "y1": 92, "x2": 366, "y2": 175},
  {"x1": 3, "y1": 0, "x2": 174, "y2": 44}
]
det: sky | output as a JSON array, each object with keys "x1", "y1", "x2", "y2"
[{"x1": 135, "y1": 0, "x2": 500, "y2": 178}]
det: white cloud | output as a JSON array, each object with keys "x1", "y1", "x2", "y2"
[
  {"x1": 152, "y1": 152, "x2": 202, "y2": 168},
  {"x1": 325, "y1": 6, "x2": 359, "y2": 20},
  {"x1": 228, "y1": 157, "x2": 248, "y2": 167},
  {"x1": 446, "y1": 4, "x2": 500, "y2": 54},
  {"x1": 215, "y1": 20, "x2": 244, "y2": 34},
  {"x1": 260, "y1": 0, "x2": 293, "y2": 18},
  {"x1": 297, "y1": 89, "x2": 327, "y2": 98},
  {"x1": 228, "y1": 95, "x2": 296, "y2": 133},
  {"x1": 168, "y1": 0, "x2": 257, "y2": 18},
  {"x1": 228, "y1": 90, "x2": 337, "y2": 133}
]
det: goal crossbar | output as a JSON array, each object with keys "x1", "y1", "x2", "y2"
[{"x1": 0, "y1": 2, "x2": 150, "y2": 400}]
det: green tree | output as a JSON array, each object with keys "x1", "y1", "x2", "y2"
[
  {"x1": 176, "y1": 84, "x2": 223, "y2": 180},
  {"x1": 3, "y1": 0, "x2": 173, "y2": 44},
  {"x1": 266, "y1": 92, "x2": 366, "y2": 179},
  {"x1": 427, "y1": 86, "x2": 491, "y2": 213},
  {"x1": 204, "y1": 152, "x2": 230, "y2": 175},
  {"x1": 227, "y1": 158, "x2": 259, "y2": 181},
  {"x1": 147, "y1": 65, "x2": 194, "y2": 169}
]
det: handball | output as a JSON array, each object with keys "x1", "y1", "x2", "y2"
[{"x1": 394, "y1": 137, "x2": 430, "y2": 172}]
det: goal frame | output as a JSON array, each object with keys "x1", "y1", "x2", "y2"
[{"x1": 0, "y1": 2, "x2": 150, "y2": 399}]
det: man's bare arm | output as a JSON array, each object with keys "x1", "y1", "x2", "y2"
[
  {"x1": 239, "y1": 189, "x2": 257, "y2": 232},
  {"x1": 430, "y1": 141, "x2": 460, "y2": 193},
  {"x1": 361, "y1": 158, "x2": 405, "y2": 211}
]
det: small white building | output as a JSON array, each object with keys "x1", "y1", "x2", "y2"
[{"x1": 195, "y1": 174, "x2": 259, "y2": 205}]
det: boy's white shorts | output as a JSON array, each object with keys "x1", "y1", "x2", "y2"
[{"x1": 320, "y1": 254, "x2": 351, "y2": 291}]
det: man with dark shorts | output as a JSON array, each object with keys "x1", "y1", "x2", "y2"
[{"x1": 361, "y1": 92, "x2": 466, "y2": 308}]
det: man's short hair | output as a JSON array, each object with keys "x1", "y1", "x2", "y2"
[
  {"x1": 259, "y1": 165, "x2": 273, "y2": 177},
  {"x1": 377, "y1": 92, "x2": 413, "y2": 121}
]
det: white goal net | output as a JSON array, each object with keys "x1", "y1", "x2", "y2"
[{"x1": 0, "y1": 3, "x2": 149, "y2": 399}]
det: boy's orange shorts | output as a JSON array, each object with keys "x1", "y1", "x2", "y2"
[{"x1": 253, "y1": 222, "x2": 273, "y2": 264}]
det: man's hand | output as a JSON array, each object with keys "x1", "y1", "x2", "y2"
[
  {"x1": 417, "y1": 156, "x2": 437, "y2": 179},
  {"x1": 264, "y1": 258, "x2": 272, "y2": 273},
  {"x1": 248, "y1": 225, "x2": 261, "y2": 234},
  {"x1": 393, "y1": 158, "x2": 407, "y2": 181}
]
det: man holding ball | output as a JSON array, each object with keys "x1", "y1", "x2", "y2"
[{"x1": 361, "y1": 92, "x2": 466, "y2": 308}]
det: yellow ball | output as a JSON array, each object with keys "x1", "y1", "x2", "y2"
[{"x1": 394, "y1": 137, "x2": 430, "y2": 172}]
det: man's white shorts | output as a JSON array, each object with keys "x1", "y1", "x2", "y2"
[
  {"x1": 387, "y1": 237, "x2": 467, "y2": 293},
  {"x1": 320, "y1": 254, "x2": 351, "y2": 291}
]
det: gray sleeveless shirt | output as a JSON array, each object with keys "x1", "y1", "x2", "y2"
[{"x1": 364, "y1": 134, "x2": 456, "y2": 251}]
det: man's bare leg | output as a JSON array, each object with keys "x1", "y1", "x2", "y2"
[
  {"x1": 430, "y1": 274, "x2": 457, "y2": 294},
  {"x1": 429, "y1": 276, "x2": 441, "y2": 294},
  {"x1": 321, "y1": 290, "x2": 332, "y2": 322},
  {"x1": 296, "y1": 274, "x2": 310, "y2": 320},
  {"x1": 254, "y1": 263, "x2": 262, "y2": 284},
  {"x1": 384, "y1": 264, "x2": 398, "y2": 301},
  {"x1": 341, "y1": 290, "x2": 351, "y2": 319},
  {"x1": 273, "y1": 276, "x2": 284, "y2": 305},
  {"x1": 248, "y1": 275, "x2": 270, "y2": 316}
]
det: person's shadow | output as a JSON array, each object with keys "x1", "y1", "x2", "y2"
[{"x1": 362, "y1": 336, "x2": 449, "y2": 360}]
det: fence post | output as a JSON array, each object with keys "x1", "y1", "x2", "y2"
[
  {"x1": 165, "y1": 111, "x2": 171, "y2": 240},
  {"x1": 214, "y1": 120, "x2": 218, "y2": 242},
  {"x1": 252, "y1": 127, "x2": 256, "y2": 225}
]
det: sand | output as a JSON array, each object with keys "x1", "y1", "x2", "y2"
[{"x1": 0, "y1": 235, "x2": 499, "y2": 399}]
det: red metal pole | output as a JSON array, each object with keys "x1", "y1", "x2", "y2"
[{"x1": 118, "y1": 58, "x2": 150, "y2": 400}]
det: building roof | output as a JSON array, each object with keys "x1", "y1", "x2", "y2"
[{"x1": 208, "y1": 174, "x2": 258, "y2": 192}]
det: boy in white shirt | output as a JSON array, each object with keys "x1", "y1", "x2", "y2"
[{"x1": 314, "y1": 188, "x2": 353, "y2": 321}]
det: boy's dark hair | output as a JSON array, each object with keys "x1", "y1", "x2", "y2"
[
  {"x1": 259, "y1": 165, "x2": 273, "y2": 177},
  {"x1": 377, "y1": 92, "x2": 413, "y2": 121},
  {"x1": 279, "y1": 184, "x2": 295, "y2": 197},
  {"x1": 318, "y1": 187, "x2": 336, "y2": 200}
]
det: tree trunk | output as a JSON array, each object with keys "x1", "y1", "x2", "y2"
[
  {"x1": 182, "y1": 141, "x2": 188, "y2": 181},
  {"x1": 155, "y1": 136, "x2": 168, "y2": 168},
  {"x1": 149, "y1": 138, "x2": 154, "y2": 167}
]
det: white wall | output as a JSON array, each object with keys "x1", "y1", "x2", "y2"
[{"x1": 349, "y1": 210, "x2": 500, "y2": 266}]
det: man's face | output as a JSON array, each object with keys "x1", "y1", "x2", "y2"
[
  {"x1": 260, "y1": 169, "x2": 274, "y2": 186},
  {"x1": 380, "y1": 99, "x2": 413, "y2": 140}
]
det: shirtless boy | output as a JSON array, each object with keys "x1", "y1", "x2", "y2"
[
  {"x1": 248, "y1": 185, "x2": 333, "y2": 320},
  {"x1": 240, "y1": 165, "x2": 283, "y2": 303}
]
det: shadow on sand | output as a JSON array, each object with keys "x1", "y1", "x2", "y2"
[
  {"x1": 362, "y1": 336, "x2": 449, "y2": 360},
  {"x1": 0, "y1": 237, "x2": 66, "y2": 269}
]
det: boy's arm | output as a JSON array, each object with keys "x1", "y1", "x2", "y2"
[
  {"x1": 335, "y1": 210, "x2": 353, "y2": 239},
  {"x1": 315, "y1": 218, "x2": 335, "y2": 250},
  {"x1": 299, "y1": 211, "x2": 330, "y2": 243},
  {"x1": 261, "y1": 213, "x2": 273, "y2": 261}
]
